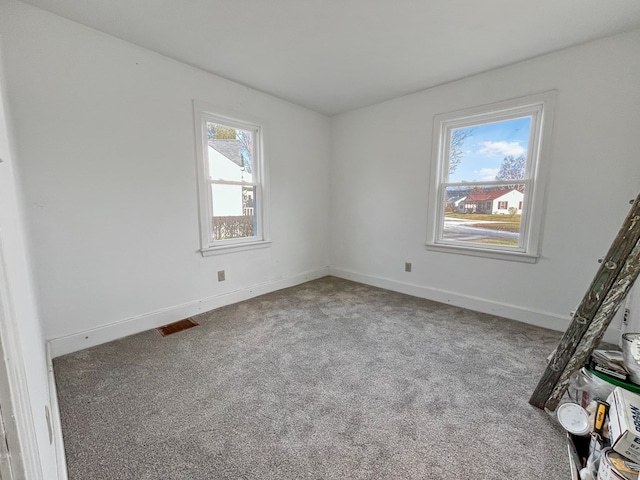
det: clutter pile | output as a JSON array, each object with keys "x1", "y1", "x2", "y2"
[{"x1": 562, "y1": 340, "x2": 640, "y2": 480}]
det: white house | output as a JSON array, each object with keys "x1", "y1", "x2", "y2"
[
  {"x1": 463, "y1": 189, "x2": 524, "y2": 215},
  {"x1": 447, "y1": 195, "x2": 467, "y2": 212},
  {"x1": 208, "y1": 145, "x2": 252, "y2": 217}
]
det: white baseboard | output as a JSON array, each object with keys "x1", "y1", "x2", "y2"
[
  {"x1": 46, "y1": 344, "x2": 68, "y2": 480},
  {"x1": 48, "y1": 267, "x2": 329, "y2": 358},
  {"x1": 328, "y1": 267, "x2": 621, "y2": 345},
  {"x1": 48, "y1": 264, "x2": 621, "y2": 358},
  {"x1": 44, "y1": 264, "x2": 622, "y2": 480}
]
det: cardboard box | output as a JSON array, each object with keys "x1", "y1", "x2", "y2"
[{"x1": 606, "y1": 387, "x2": 640, "y2": 464}]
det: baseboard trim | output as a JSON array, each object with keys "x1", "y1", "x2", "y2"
[
  {"x1": 328, "y1": 267, "x2": 621, "y2": 344},
  {"x1": 48, "y1": 267, "x2": 329, "y2": 358},
  {"x1": 46, "y1": 344, "x2": 68, "y2": 480},
  {"x1": 48, "y1": 265, "x2": 621, "y2": 358}
]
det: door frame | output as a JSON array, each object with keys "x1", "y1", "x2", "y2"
[
  {"x1": 0, "y1": 381, "x2": 15, "y2": 479},
  {"x1": 0, "y1": 235, "x2": 43, "y2": 480}
]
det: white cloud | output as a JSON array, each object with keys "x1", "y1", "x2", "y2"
[
  {"x1": 474, "y1": 168, "x2": 500, "y2": 181},
  {"x1": 478, "y1": 141, "x2": 525, "y2": 158}
]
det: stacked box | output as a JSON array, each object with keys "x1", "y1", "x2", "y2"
[{"x1": 606, "y1": 387, "x2": 640, "y2": 464}]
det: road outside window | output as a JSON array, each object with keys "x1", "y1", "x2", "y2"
[{"x1": 426, "y1": 92, "x2": 556, "y2": 262}]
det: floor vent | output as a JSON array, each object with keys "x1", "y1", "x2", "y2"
[{"x1": 157, "y1": 318, "x2": 198, "y2": 337}]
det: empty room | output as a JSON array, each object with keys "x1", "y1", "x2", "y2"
[{"x1": 0, "y1": 0, "x2": 640, "y2": 478}]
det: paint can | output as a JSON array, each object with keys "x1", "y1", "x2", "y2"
[
  {"x1": 597, "y1": 448, "x2": 640, "y2": 480},
  {"x1": 557, "y1": 402, "x2": 590, "y2": 436}
]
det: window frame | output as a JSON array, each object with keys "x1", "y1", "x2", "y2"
[
  {"x1": 426, "y1": 92, "x2": 556, "y2": 263},
  {"x1": 193, "y1": 101, "x2": 270, "y2": 256}
]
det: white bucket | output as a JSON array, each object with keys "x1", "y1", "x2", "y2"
[{"x1": 621, "y1": 333, "x2": 640, "y2": 384}]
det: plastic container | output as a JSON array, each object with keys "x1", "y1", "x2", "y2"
[
  {"x1": 568, "y1": 367, "x2": 617, "y2": 407},
  {"x1": 621, "y1": 333, "x2": 640, "y2": 384}
]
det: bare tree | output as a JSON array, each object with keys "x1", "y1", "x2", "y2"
[
  {"x1": 449, "y1": 128, "x2": 474, "y2": 175},
  {"x1": 236, "y1": 130, "x2": 253, "y2": 173},
  {"x1": 496, "y1": 155, "x2": 526, "y2": 191}
]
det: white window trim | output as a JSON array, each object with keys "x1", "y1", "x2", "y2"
[
  {"x1": 426, "y1": 91, "x2": 557, "y2": 263},
  {"x1": 193, "y1": 100, "x2": 270, "y2": 256}
]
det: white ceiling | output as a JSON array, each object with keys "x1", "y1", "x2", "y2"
[{"x1": 19, "y1": 0, "x2": 640, "y2": 116}]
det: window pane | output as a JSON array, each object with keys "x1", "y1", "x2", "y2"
[
  {"x1": 211, "y1": 185, "x2": 257, "y2": 240},
  {"x1": 448, "y1": 117, "x2": 531, "y2": 183},
  {"x1": 206, "y1": 122, "x2": 253, "y2": 182},
  {"x1": 443, "y1": 184, "x2": 525, "y2": 248}
]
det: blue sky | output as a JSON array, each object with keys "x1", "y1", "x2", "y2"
[{"x1": 448, "y1": 116, "x2": 532, "y2": 183}]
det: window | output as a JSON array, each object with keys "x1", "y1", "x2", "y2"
[
  {"x1": 426, "y1": 92, "x2": 556, "y2": 262},
  {"x1": 194, "y1": 101, "x2": 269, "y2": 255}
]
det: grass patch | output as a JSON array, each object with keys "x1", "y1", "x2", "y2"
[
  {"x1": 469, "y1": 238, "x2": 519, "y2": 246},
  {"x1": 446, "y1": 213, "x2": 521, "y2": 222},
  {"x1": 470, "y1": 223, "x2": 520, "y2": 233}
]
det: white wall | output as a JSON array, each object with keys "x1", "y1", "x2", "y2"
[
  {"x1": 0, "y1": 0, "x2": 331, "y2": 354},
  {"x1": 0, "y1": 35, "x2": 57, "y2": 478},
  {"x1": 330, "y1": 30, "x2": 640, "y2": 341},
  {"x1": 1, "y1": 0, "x2": 638, "y2": 357},
  {"x1": 0, "y1": 1, "x2": 636, "y2": 476}
]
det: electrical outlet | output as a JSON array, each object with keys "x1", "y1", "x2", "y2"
[
  {"x1": 405, "y1": 262, "x2": 411, "y2": 272},
  {"x1": 217, "y1": 270, "x2": 225, "y2": 282}
]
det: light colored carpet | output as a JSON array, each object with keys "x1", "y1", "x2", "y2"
[{"x1": 54, "y1": 276, "x2": 569, "y2": 479}]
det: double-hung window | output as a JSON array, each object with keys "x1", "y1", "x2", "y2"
[
  {"x1": 426, "y1": 92, "x2": 556, "y2": 262},
  {"x1": 194, "y1": 101, "x2": 269, "y2": 255}
]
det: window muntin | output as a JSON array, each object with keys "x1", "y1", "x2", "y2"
[
  {"x1": 194, "y1": 102, "x2": 269, "y2": 254},
  {"x1": 427, "y1": 93, "x2": 556, "y2": 262}
]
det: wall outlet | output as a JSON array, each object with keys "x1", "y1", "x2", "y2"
[
  {"x1": 217, "y1": 270, "x2": 225, "y2": 282},
  {"x1": 405, "y1": 262, "x2": 411, "y2": 272}
]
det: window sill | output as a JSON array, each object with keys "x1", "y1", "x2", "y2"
[
  {"x1": 200, "y1": 240, "x2": 271, "y2": 257},
  {"x1": 425, "y1": 242, "x2": 539, "y2": 263}
]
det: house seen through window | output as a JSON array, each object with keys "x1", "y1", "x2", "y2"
[
  {"x1": 444, "y1": 116, "x2": 530, "y2": 248},
  {"x1": 194, "y1": 102, "x2": 268, "y2": 255},
  {"x1": 207, "y1": 122, "x2": 257, "y2": 240},
  {"x1": 427, "y1": 92, "x2": 556, "y2": 262}
]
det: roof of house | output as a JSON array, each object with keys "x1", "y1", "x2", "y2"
[
  {"x1": 466, "y1": 189, "x2": 519, "y2": 202},
  {"x1": 209, "y1": 139, "x2": 245, "y2": 169},
  {"x1": 207, "y1": 146, "x2": 253, "y2": 183},
  {"x1": 447, "y1": 195, "x2": 466, "y2": 204}
]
